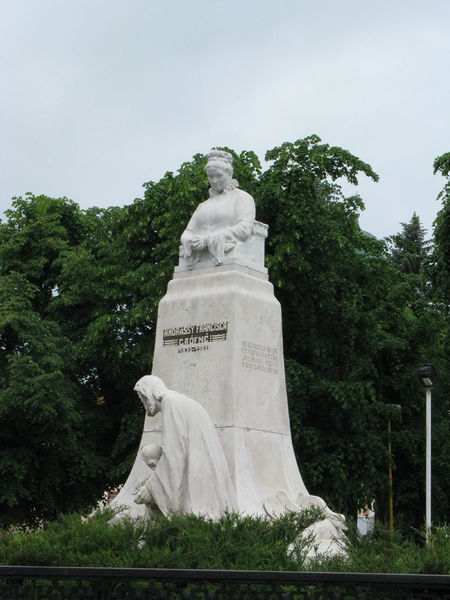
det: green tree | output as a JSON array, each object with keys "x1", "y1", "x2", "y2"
[
  {"x1": 388, "y1": 212, "x2": 431, "y2": 276},
  {"x1": 0, "y1": 196, "x2": 107, "y2": 525},
  {"x1": 49, "y1": 205, "x2": 149, "y2": 479},
  {"x1": 427, "y1": 152, "x2": 450, "y2": 523},
  {"x1": 255, "y1": 136, "x2": 405, "y2": 516},
  {"x1": 433, "y1": 152, "x2": 450, "y2": 305},
  {"x1": 0, "y1": 273, "x2": 106, "y2": 525},
  {"x1": 2, "y1": 144, "x2": 449, "y2": 529}
]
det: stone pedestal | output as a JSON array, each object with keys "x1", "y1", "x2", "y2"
[
  {"x1": 112, "y1": 261, "x2": 309, "y2": 517},
  {"x1": 111, "y1": 150, "x2": 346, "y2": 554}
]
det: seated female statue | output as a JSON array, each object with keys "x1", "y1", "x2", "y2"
[{"x1": 181, "y1": 150, "x2": 256, "y2": 269}]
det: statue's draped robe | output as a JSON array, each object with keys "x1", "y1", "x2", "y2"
[
  {"x1": 146, "y1": 391, "x2": 237, "y2": 518},
  {"x1": 181, "y1": 187, "x2": 255, "y2": 266}
]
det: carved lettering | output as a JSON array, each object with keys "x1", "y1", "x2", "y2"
[
  {"x1": 241, "y1": 340, "x2": 279, "y2": 374},
  {"x1": 163, "y1": 322, "x2": 228, "y2": 349}
]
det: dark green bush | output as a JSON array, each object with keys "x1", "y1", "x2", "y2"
[{"x1": 0, "y1": 510, "x2": 448, "y2": 574}]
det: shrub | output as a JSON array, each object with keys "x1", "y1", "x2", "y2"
[{"x1": 0, "y1": 510, "x2": 448, "y2": 574}]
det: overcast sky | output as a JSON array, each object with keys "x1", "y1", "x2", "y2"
[{"x1": 1, "y1": 0, "x2": 449, "y2": 239}]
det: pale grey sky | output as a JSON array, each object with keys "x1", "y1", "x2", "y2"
[{"x1": 1, "y1": 0, "x2": 449, "y2": 239}]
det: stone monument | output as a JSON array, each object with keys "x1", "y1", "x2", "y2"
[
  {"x1": 111, "y1": 150, "x2": 346, "y2": 556},
  {"x1": 133, "y1": 374, "x2": 237, "y2": 519}
]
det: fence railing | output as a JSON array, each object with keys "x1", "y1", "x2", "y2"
[{"x1": 0, "y1": 565, "x2": 449, "y2": 599}]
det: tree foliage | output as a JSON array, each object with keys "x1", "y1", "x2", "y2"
[
  {"x1": 0, "y1": 140, "x2": 449, "y2": 529},
  {"x1": 433, "y1": 153, "x2": 450, "y2": 305},
  {"x1": 0, "y1": 199, "x2": 106, "y2": 524}
]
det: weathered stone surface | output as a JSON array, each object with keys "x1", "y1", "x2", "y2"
[
  {"x1": 133, "y1": 375, "x2": 237, "y2": 518},
  {"x1": 177, "y1": 220, "x2": 268, "y2": 274},
  {"x1": 179, "y1": 150, "x2": 258, "y2": 271},
  {"x1": 111, "y1": 149, "x2": 346, "y2": 557},
  {"x1": 113, "y1": 263, "x2": 308, "y2": 516}
]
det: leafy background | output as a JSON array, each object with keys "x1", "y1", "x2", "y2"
[{"x1": 1, "y1": 137, "x2": 449, "y2": 530}]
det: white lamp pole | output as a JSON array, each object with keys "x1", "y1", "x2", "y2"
[
  {"x1": 418, "y1": 364, "x2": 435, "y2": 541},
  {"x1": 425, "y1": 386, "x2": 432, "y2": 535}
]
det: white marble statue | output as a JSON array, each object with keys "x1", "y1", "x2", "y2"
[
  {"x1": 110, "y1": 148, "x2": 347, "y2": 558},
  {"x1": 181, "y1": 150, "x2": 256, "y2": 268},
  {"x1": 133, "y1": 375, "x2": 237, "y2": 518},
  {"x1": 140, "y1": 442, "x2": 162, "y2": 470},
  {"x1": 266, "y1": 491, "x2": 347, "y2": 558},
  {"x1": 134, "y1": 443, "x2": 163, "y2": 517}
]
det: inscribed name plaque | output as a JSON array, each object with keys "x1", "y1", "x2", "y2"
[{"x1": 163, "y1": 322, "x2": 228, "y2": 354}]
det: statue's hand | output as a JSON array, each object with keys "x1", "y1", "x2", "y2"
[
  {"x1": 190, "y1": 236, "x2": 206, "y2": 250},
  {"x1": 134, "y1": 485, "x2": 152, "y2": 505}
]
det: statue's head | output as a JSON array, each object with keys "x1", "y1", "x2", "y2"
[
  {"x1": 206, "y1": 150, "x2": 236, "y2": 195},
  {"x1": 141, "y1": 442, "x2": 162, "y2": 470},
  {"x1": 134, "y1": 375, "x2": 167, "y2": 417}
]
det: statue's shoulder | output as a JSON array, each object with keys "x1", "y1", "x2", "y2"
[
  {"x1": 232, "y1": 187, "x2": 255, "y2": 205},
  {"x1": 193, "y1": 197, "x2": 211, "y2": 211},
  {"x1": 234, "y1": 187, "x2": 252, "y2": 198},
  {"x1": 170, "y1": 390, "x2": 199, "y2": 410}
]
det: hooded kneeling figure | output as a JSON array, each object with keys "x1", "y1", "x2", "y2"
[{"x1": 134, "y1": 375, "x2": 237, "y2": 518}]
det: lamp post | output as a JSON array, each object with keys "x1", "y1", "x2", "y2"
[
  {"x1": 418, "y1": 364, "x2": 436, "y2": 538},
  {"x1": 386, "y1": 403, "x2": 401, "y2": 534},
  {"x1": 388, "y1": 416, "x2": 393, "y2": 533}
]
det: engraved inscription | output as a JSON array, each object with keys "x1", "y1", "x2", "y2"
[
  {"x1": 178, "y1": 345, "x2": 209, "y2": 355},
  {"x1": 163, "y1": 322, "x2": 228, "y2": 354},
  {"x1": 241, "y1": 341, "x2": 279, "y2": 375}
]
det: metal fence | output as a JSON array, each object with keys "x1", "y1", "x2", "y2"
[{"x1": 0, "y1": 566, "x2": 449, "y2": 599}]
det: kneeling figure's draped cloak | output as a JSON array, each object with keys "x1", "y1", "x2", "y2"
[{"x1": 146, "y1": 390, "x2": 237, "y2": 518}]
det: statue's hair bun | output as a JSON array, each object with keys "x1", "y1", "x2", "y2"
[{"x1": 206, "y1": 150, "x2": 233, "y2": 167}]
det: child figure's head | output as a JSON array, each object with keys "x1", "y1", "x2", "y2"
[{"x1": 141, "y1": 443, "x2": 162, "y2": 470}]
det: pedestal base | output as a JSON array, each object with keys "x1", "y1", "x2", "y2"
[
  {"x1": 112, "y1": 264, "x2": 309, "y2": 516},
  {"x1": 111, "y1": 265, "x2": 346, "y2": 557}
]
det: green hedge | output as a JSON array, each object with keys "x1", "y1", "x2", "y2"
[{"x1": 0, "y1": 510, "x2": 448, "y2": 574}]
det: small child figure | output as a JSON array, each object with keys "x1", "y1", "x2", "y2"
[
  {"x1": 141, "y1": 442, "x2": 162, "y2": 471},
  {"x1": 134, "y1": 442, "x2": 163, "y2": 516}
]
